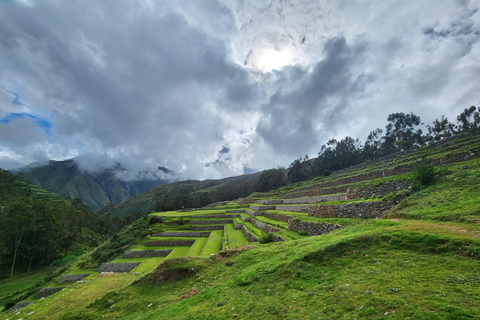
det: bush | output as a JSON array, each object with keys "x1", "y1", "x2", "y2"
[
  {"x1": 413, "y1": 161, "x2": 436, "y2": 190},
  {"x1": 259, "y1": 233, "x2": 276, "y2": 244}
]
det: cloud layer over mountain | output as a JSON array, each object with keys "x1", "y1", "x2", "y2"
[{"x1": 1, "y1": 0, "x2": 479, "y2": 179}]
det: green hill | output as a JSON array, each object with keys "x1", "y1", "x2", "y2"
[
  {"x1": 12, "y1": 159, "x2": 180, "y2": 211},
  {"x1": 1, "y1": 131, "x2": 479, "y2": 319}
]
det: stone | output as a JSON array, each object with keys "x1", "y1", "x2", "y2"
[
  {"x1": 58, "y1": 274, "x2": 90, "y2": 284},
  {"x1": 225, "y1": 262, "x2": 234, "y2": 267}
]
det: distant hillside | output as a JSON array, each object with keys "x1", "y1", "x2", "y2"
[
  {"x1": 12, "y1": 159, "x2": 181, "y2": 211},
  {"x1": 98, "y1": 172, "x2": 263, "y2": 219}
]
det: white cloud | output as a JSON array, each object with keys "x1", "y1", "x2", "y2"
[{"x1": 1, "y1": 0, "x2": 479, "y2": 178}]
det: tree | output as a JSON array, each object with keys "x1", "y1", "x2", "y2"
[
  {"x1": 7, "y1": 200, "x2": 35, "y2": 276},
  {"x1": 256, "y1": 168, "x2": 285, "y2": 192},
  {"x1": 287, "y1": 159, "x2": 304, "y2": 183},
  {"x1": 456, "y1": 106, "x2": 480, "y2": 132},
  {"x1": 363, "y1": 128, "x2": 384, "y2": 159},
  {"x1": 383, "y1": 112, "x2": 424, "y2": 152},
  {"x1": 426, "y1": 116, "x2": 455, "y2": 142}
]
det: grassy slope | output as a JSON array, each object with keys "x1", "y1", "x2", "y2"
[
  {"x1": 2, "y1": 134, "x2": 480, "y2": 319},
  {"x1": 22, "y1": 220, "x2": 479, "y2": 320}
]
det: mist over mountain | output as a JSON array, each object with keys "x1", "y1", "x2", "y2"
[{"x1": 11, "y1": 158, "x2": 182, "y2": 211}]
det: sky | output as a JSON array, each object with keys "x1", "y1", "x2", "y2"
[{"x1": 1, "y1": 0, "x2": 479, "y2": 179}]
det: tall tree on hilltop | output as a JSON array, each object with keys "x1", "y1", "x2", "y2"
[
  {"x1": 426, "y1": 116, "x2": 455, "y2": 142},
  {"x1": 363, "y1": 128, "x2": 384, "y2": 159},
  {"x1": 383, "y1": 112, "x2": 424, "y2": 152},
  {"x1": 456, "y1": 106, "x2": 480, "y2": 132}
]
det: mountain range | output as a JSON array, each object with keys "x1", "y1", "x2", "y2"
[{"x1": 12, "y1": 159, "x2": 182, "y2": 211}]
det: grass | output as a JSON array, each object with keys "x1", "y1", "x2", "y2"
[
  {"x1": 2, "y1": 133, "x2": 480, "y2": 319},
  {"x1": 224, "y1": 224, "x2": 249, "y2": 249},
  {"x1": 0, "y1": 267, "x2": 55, "y2": 301},
  {"x1": 5, "y1": 273, "x2": 136, "y2": 320},
  {"x1": 109, "y1": 257, "x2": 165, "y2": 274},
  {"x1": 254, "y1": 216, "x2": 288, "y2": 229},
  {"x1": 184, "y1": 239, "x2": 208, "y2": 257},
  {"x1": 28, "y1": 220, "x2": 480, "y2": 319},
  {"x1": 388, "y1": 164, "x2": 480, "y2": 222},
  {"x1": 200, "y1": 230, "x2": 223, "y2": 257}
]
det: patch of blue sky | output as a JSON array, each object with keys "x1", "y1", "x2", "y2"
[{"x1": 0, "y1": 112, "x2": 53, "y2": 134}]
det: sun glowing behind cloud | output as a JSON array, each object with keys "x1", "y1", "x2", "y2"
[{"x1": 256, "y1": 48, "x2": 295, "y2": 72}]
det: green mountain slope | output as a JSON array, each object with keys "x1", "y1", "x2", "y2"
[
  {"x1": 12, "y1": 159, "x2": 180, "y2": 211},
  {"x1": 99, "y1": 173, "x2": 262, "y2": 219}
]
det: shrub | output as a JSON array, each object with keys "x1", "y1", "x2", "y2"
[
  {"x1": 413, "y1": 161, "x2": 436, "y2": 190},
  {"x1": 259, "y1": 233, "x2": 276, "y2": 244}
]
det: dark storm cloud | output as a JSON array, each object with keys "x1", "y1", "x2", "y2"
[
  {"x1": 0, "y1": 0, "x2": 258, "y2": 176},
  {"x1": 257, "y1": 37, "x2": 372, "y2": 156}
]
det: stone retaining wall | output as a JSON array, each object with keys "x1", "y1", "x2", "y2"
[
  {"x1": 35, "y1": 287, "x2": 65, "y2": 298},
  {"x1": 290, "y1": 163, "x2": 415, "y2": 195},
  {"x1": 10, "y1": 302, "x2": 32, "y2": 311},
  {"x1": 307, "y1": 194, "x2": 407, "y2": 219},
  {"x1": 264, "y1": 212, "x2": 293, "y2": 222},
  {"x1": 275, "y1": 205, "x2": 311, "y2": 213},
  {"x1": 190, "y1": 225, "x2": 225, "y2": 231},
  {"x1": 249, "y1": 205, "x2": 276, "y2": 211},
  {"x1": 121, "y1": 250, "x2": 172, "y2": 258},
  {"x1": 245, "y1": 209, "x2": 263, "y2": 217},
  {"x1": 284, "y1": 149, "x2": 478, "y2": 199},
  {"x1": 240, "y1": 215, "x2": 251, "y2": 222},
  {"x1": 256, "y1": 199, "x2": 283, "y2": 205},
  {"x1": 190, "y1": 214, "x2": 240, "y2": 218},
  {"x1": 58, "y1": 274, "x2": 90, "y2": 284},
  {"x1": 282, "y1": 193, "x2": 346, "y2": 204},
  {"x1": 287, "y1": 219, "x2": 343, "y2": 236},
  {"x1": 99, "y1": 262, "x2": 141, "y2": 273},
  {"x1": 251, "y1": 219, "x2": 280, "y2": 233},
  {"x1": 189, "y1": 219, "x2": 233, "y2": 224},
  {"x1": 346, "y1": 180, "x2": 411, "y2": 199},
  {"x1": 157, "y1": 232, "x2": 211, "y2": 237},
  {"x1": 233, "y1": 222, "x2": 258, "y2": 242},
  {"x1": 146, "y1": 240, "x2": 195, "y2": 246},
  {"x1": 283, "y1": 185, "x2": 350, "y2": 199},
  {"x1": 226, "y1": 209, "x2": 246, "y2": 213}
]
